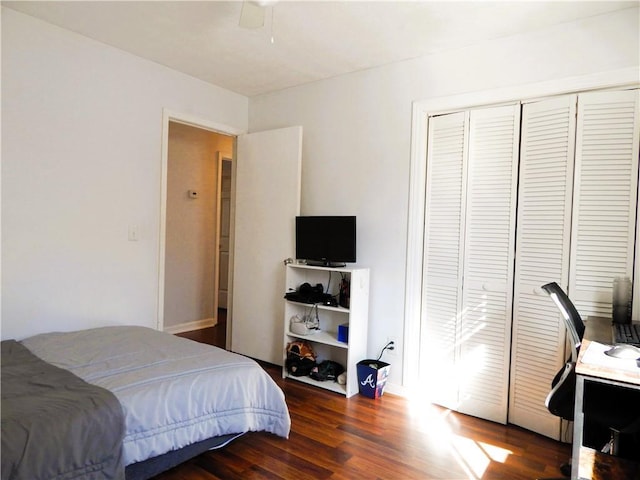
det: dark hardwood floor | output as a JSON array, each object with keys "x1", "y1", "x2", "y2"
[{"x1": 171, "y1": 313, "x2": 570, "y2": 479}]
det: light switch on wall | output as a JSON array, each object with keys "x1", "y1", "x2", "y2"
[{"x1": 128, "y1": 224, "x2": 139, "y2": 241}]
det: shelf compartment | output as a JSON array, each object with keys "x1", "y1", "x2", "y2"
[
  {"x1": 284, "y1": 299, "x2": 349, "y2": 314},
  {"x1": 285, "y1": 329, "x2": 348, "y2": 348},
  {"x1": 285, "y1": 373, "x2": 346, "y2": 395},
  {"x1": 283, "y1": 264, "x2": 369, "y2": 398}
]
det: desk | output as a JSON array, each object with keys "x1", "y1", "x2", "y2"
[{"x1": 573, "y1": 317, "x2": 640, "y2": 479}]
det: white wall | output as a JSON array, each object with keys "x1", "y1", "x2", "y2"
[
  {"x1": 1, "y1": 8, "x2": 248, "y2": 340},
  {"x1": 249, "y1": 8, "x2": 640, "y2": 388}
]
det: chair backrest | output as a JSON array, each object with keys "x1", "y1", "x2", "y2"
[
  {"x1": 545, "y1": 361, "x2": 576, "y2": 421},
  {"x1": 542, "y1": 282, "x2": 585, "y2": 361}
]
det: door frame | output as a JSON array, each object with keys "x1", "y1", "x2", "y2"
[{"x1": 158, "y1": 109, "x2": 244, "y2": 332}]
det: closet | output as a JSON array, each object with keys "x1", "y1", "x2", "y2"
[
  {"x1": 421, "y1": 104, "x2": 520, "y2": 424},
  {"x1": 420, "y1": 89, "x2": 639, "y2": 439}
]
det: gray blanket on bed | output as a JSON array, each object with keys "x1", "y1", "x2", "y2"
[{"x1": 1, "y1": 340, "x2": 126, "y2": 480}]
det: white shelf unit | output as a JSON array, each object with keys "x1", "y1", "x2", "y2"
[{"x1": 283, "y1": 264, "x2": 369, "y2": 397}]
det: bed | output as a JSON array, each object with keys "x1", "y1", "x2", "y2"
[{"x1": 1, "y1": 326, "x2": 291, "y2": 480}]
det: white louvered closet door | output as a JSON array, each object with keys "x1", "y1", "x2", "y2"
[
  {"x1": 458, "y1": 105, "x2": 520, "y2": 424},
  {"x1": 420, "y1": 111, "x2": 468, "y2": 410},
  {"x1": 570, "y1": 90, "x2": 640, "y2": 317},
  {"x1": 509, "y1": 95, "x2": 577, "y2": 439}
]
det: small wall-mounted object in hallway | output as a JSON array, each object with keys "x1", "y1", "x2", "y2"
[
  {"x1": 187, "y1": 190, "x2": 198, "y2": 199},
  {"x1": 128, "y1": 224, "x2": 139, "y2": 242}
]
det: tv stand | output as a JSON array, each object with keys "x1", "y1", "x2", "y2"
[
  {"x1": 304, "y1": 260, "x2": 347, "y2": 268},
  {"x1": 283, "y1": 264, "x2": 369, "y2": 397}
]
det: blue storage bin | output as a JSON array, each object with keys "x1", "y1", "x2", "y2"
[
  {"x1": 338, "y1": 323, "x2": 349, "y2": 343},
  {"x1": 356, "y1": 360, "x2": 390, "y2": 399}
]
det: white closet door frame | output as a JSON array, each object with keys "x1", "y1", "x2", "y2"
[
  {"x1": 569, "y1": 90, "x2": 640, "y2": 317},
  {"x1": 509, "y1": 95, "x2": 577, "y2": 439}
]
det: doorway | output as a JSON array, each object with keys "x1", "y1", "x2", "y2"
[
  {"x1": 215, "y1": 153, "x2": 233, "y2": 311},
  {"x1": 213, "y1": 153, "x2": 232, "y2": 348},
  {"x1": 159, "y1": 113, "x2": 236, "y2": 338},
  {"x1": 159, "y1": 112, "x2": 302, "y2": 363}
]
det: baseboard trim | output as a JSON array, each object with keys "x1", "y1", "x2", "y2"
[
  {"x1": 384, "y1": 382, "x2": 407, "y2": 398},
  {"x1": 164, "y1": 317, "x2": 217, "y2": 334}
]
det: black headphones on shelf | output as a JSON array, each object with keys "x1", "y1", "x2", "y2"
[{"x1": 298, "y1": 282, "x2": 324, "y2": 294}]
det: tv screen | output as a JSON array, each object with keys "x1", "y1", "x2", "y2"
[{"x1": 296, "y1": 216, "x2": 356, "y2": 266}]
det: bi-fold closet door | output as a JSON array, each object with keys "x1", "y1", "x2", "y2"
[
  {"x1": 421, "y1": 89, "x2": 639, "y2": 434},
  {"x1": 509, "y1": 89, "x2": 640, "y2": 439},
  {"x1": 420, "y1": 104, "x2": 520, "y2": 424},
  {"x1": 508, "y1": 95, "x2": 578, "y2": 438},
  {"x1": 568, "y1": 90, "x2": 639, "y2": 317}
]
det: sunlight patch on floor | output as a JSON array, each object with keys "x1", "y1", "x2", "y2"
[
  {"x1": 450, "y1": 435, "x2": 491, "y2": 479},
  {"x1": 406, "y1": 400, "x2": 513, "y2": 479},
  {"x1": 410, "y1": 294, "x2": 514, "y2": 478},
  {"x1": 477, "y1": 441, "x2": 511, "y2": 462},
  {"x1": 450, "y1": 435, "x2": 513, "y2": 478}
]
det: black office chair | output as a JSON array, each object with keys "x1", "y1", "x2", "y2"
[
  {"x1": 542, "y1": 281, "x2": 584, "y2": 422},
  {"x1": 542, "y1": 282, "x2": 585, "y2": 360},
  {"x1": 539, "y1": 282, "x2": 583, "y2": 478},
  {"x1": 540, "y1": 282, "x2": 640, "y2": 479}
]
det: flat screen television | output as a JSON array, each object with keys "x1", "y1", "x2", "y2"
[{"x1": 295, "y1": 216, "x2": 356, "y2": 266}]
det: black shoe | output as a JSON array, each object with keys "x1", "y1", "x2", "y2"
[{"x1": 559, "y1": 462, "x2": 571, "y2": 477}]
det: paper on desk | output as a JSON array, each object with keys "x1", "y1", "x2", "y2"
[{"x1": 582, "y1": 341, "x2": 640, "y2": 373}]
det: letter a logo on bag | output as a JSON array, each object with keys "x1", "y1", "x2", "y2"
[{"x1": 360, "y1": 373, "x2": 375, "y2": 388}]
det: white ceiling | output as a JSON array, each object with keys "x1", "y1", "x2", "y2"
[{"x1": 4, "y1": 1, "x2": 638, "y2": 97}]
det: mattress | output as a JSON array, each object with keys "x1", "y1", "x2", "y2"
[{"x1": 21, "y1": 326, "x2": 291, "y2": 466}]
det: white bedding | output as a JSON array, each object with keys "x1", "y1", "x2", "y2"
[{"x1": 21, "y1": 326, "x2": 291, "y2": 465}]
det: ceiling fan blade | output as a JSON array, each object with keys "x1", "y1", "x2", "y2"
[{"x1": 239, "y1": 1, "x2": 265, "y2": 29}]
